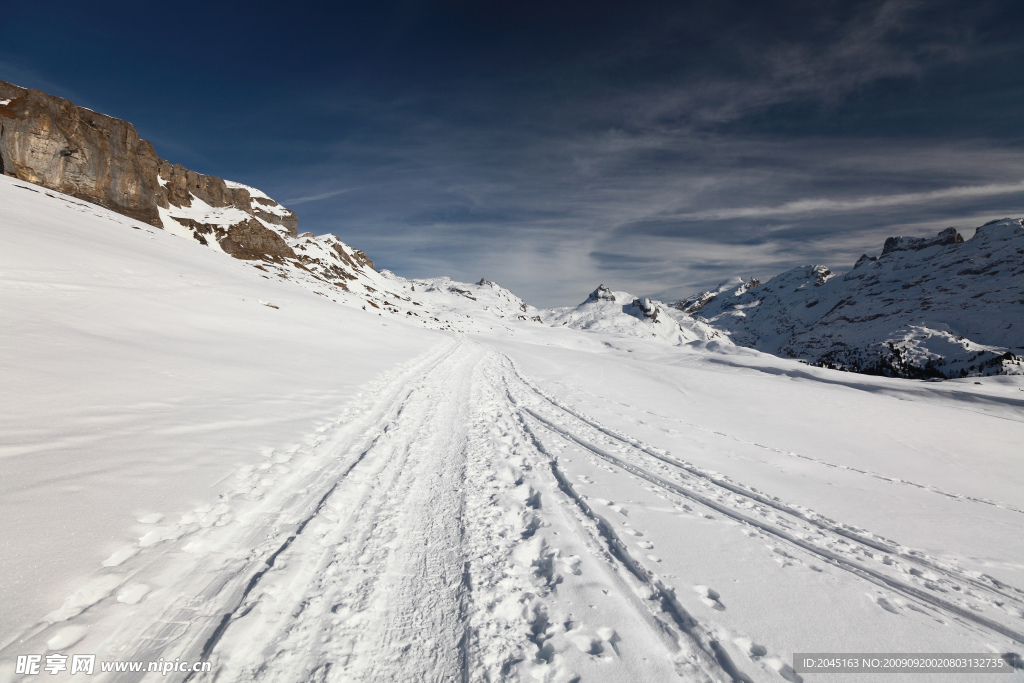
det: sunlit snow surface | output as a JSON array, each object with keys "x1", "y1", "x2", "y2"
[{"x1": 1, "y1": 174, "x2": 1023, "y2": 682}]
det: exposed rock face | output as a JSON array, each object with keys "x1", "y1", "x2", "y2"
[
  {"x1": 0, "y1": 80, "x2": 299, "y2": 261},
  {"x1": 628, "y1": 297, "x2": 661, "y2": 322},
  {"x1": 0, "y1": 81, "x2": 163, "y2": 226},
  {"x1": 544, "y1": 285, "x2": 721, "y2": 344},
  {"x1": 881, "y1": 226, "x2": 963, "y2": 255},
  {"x1": 674, "y1": 276, "x2": 761, "y2": 316},
  {"x1": 158, "y1": 161, "x2": 246, "y2": 213},
  {"x1": 587, "y1": 284, "x2": 617, "y2": 302}
]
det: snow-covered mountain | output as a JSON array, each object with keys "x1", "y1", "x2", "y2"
[
  {"x1": 0, "y1": 80, "x2": 556, "y2": 336},
  {"x1": 677, "y1": 223, "x2": 1024, "y2": 379},
  {"x1": 546, "y1": 284, "x2": 722, "y2": 345}
]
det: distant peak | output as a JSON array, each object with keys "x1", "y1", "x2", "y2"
[{"x1": 587, "y1": 284, "x2": 617, "y2": 302}]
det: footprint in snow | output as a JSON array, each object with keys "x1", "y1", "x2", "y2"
[
  {"x1": 693, "y1": 585, "x2": 725, "y2": 611},
  {"x1": 733, "y1": 636, "x2": 768, "y2": 658},
  {"x1": 117, "y1": 584, "x2": 150, "y2": 605},
  {"x1": 559, "y1": 555, "x2": 583, "y2": 576},
  {"x1": 872, "y1": 594, "x2": 901, "y2": 614},
  {"x1": 765, "y1": 656, "x2": 804, "y2": 683},
  {"x1": 637, "y1": 541, "x2": 654, "y2": 550},
  {"x1": 621, "y1": 528, "x2": 643, "y2": 537}
]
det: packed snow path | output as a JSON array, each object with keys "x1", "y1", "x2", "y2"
[
  {"x1": 92, "y1": 339, "x2": 714, "y2": 682},
  {"x1": 5, "y1": 337, "x2": 1023, "y2": 683}
]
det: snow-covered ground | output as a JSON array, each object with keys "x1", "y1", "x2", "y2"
[{"x1": 2, "y1": 174, "x2": 1023, "y2": 682}]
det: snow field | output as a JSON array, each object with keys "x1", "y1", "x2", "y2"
[
  {"x1": 0, "y1": 175, "x2": 439, "y2": 659},
  {"x1": 3, "y1": 174, "x2": 1023, "y2": 682}
]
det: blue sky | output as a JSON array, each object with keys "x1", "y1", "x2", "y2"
[{"x1": 4, "y1": 0, "x2": 1024, "y2": 306}]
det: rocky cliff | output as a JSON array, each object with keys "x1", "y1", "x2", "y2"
[{"x1": 0, "y1": 80, "x2": 298, "y2": 261}]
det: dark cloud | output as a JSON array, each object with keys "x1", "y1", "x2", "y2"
[{"x1": 3, "y1": 0, "x2": 1024, "y2": 305}]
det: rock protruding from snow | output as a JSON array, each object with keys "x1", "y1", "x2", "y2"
[
  {"x1": 587, "y1": 284, "x2": 618, "y2": 302},
  {"x1": 687, "y1": 222, "x2": 1024, "y2": 378},
  {"x1": 672, "y1": 276, "x2": 762, "y2": 316},
  {"x1": 881, "y1": 226, "x2": 963, "y2": 255}
]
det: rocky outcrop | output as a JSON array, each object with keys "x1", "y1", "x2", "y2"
[
  {"x1": 627, "y1": 297, "x2": 661, "y2": 322},
  {"x1": 0, "y1": 80, "x2": 298, "y2": 261},
  {"x1": 673, "y1": 277, "x2": 761, "y2": 316},
  {"x1": 881, "y1": 226, "x2": 963, "y2": 255},
  {"x1": 587, "y1": 284, "x2": 617, "y2": 302},
  {"x1": 0, "y1": 81, "x2": 163, "y2": 226},
  {"x1": 544, "y1": 284, "x2": 721, "y2": 344}
]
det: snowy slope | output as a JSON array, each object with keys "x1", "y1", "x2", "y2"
[
  {"x1": 156, "y1": 175, "x2": 557, "y2": 336},
  {"x1": 3, "y1": 174, "x2": 1024, "y2": 683},
  {"x1": 682, "y1": 223, "x2": 1024, "y2": 378},
  {"x1": 0, "y1": 174, "x2": 441, "y2": 640}
]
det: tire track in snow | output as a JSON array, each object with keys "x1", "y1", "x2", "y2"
[
  {"x1": 204, "y1": 341, "x2": 715, "y2": 683},
  {"x1": 477, "y1": 356, "x2": 739, "y2": 683},
  {"x1": 515, "y1": 412, "x2": 755, "y2": 683}
]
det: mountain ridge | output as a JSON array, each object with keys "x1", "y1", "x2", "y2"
[
  {"x1": 3, "y1": 80, "x2": 1019, "y2": 379},
  {"x1": 675, "y1": 222, "x2": 1024, "y2": 378}
]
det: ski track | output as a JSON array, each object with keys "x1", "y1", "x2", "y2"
[
  {"x1": 543, "y1": 378, "x2": 1024, "y2": 515},
  {"x1": 502, "y1": 358, "x2": 1024, "y2": 649},
  {"x1": 191, "y1": 340, "x2": 732, "y2": 682},
  {"x1": 5, "y1": 338, "x2": 1022, "y2": 682}
]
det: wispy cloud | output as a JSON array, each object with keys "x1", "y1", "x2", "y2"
[
  {"x1": 670, "y1": 180, "x2": 1024, "y2": 221},
  {"x1": 71, "y1": 0, "x2": 1016, "y2": 308},
  {"x1": 285, "y1": 188, "x2": 358, "y2": 205}
]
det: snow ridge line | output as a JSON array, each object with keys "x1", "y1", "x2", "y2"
[
  {"x1": 520, "y1": 404, "x2": 1024, "y2": 648},
  {"x1": 514, "y1": 407, "x2": 747, "y2": 683},
  {"x1": 514, "y1": 365, "x2": 1024, "y2": 606}
]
